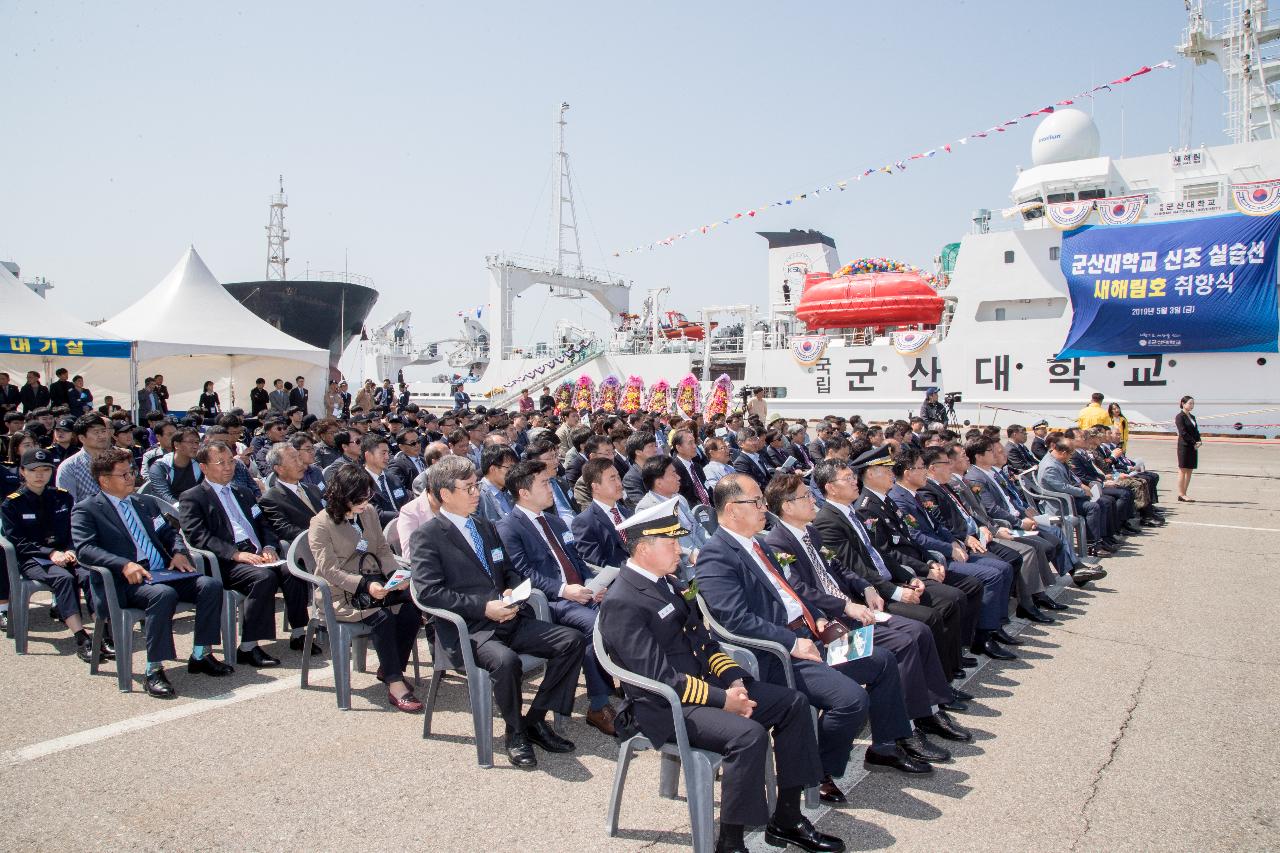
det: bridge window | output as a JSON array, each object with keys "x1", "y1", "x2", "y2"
[
  {"x1": 1049, "y1": 246, "x2": 1060, "y2": 261},
  {"x1": 1003, "y1": 250, "x2": 1015, "y2": 264}
]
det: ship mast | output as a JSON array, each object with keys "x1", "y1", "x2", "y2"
[
  {"x1": 265, "y1": 175, "x2": 290, "y2": 281},
  {"x1": 1179, "y1": 0, "x2": 1280, "y2": 142},
  {"x1": 551, "y1": 103, "x2": 586, "y2": 295}
]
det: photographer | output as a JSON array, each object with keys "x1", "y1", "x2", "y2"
[
  {"x1": 309, "y1": 464, "x2": 423, "y2": 712},
  {"x1": 920, "y1": 387, "x2": 949, "y2": 427}
]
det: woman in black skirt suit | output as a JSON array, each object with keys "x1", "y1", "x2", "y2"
[{"x1": 1174, "y1": 395, "x2": 1201, "y2": 502}]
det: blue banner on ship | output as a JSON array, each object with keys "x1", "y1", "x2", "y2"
[
  {"x1": 1057, "y1": 213, "x2": 1280, "y2": 357},
  {"x1": 1, "y1": 335, "x2": 131, "y2": 359}
]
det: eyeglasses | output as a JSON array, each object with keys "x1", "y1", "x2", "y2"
[
  {"x1": 400, "y1": 441, "x2": 418, "y2": 448},
  {"x1": 448, "y1": 482, "x2": 481, "y2": 495},
  {"x1": 907, "y1": 465, "x2": 926, "y2": 471},
  {"x1": 783, "y1": 493, "x2": 815, "y2": 503},
  {"x1": 104, "y1": 470, "x2": 136, "y2": 479},
  {"x1": 731, "y1": 497, "x2": 765, "y2": 508}
]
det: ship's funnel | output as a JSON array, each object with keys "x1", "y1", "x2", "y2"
[{"x1": 757, "y1": 229, "x2": 840, "y2": 319}]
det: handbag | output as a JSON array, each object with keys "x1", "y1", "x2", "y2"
[{"x1": 348, "y1": 551, "x2": 407, "y2": 610}]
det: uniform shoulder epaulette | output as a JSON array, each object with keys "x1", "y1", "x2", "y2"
[
  {"x1": 6, "y1": 492, "x2": 19, "y2": 500},
  {"x1": 56, "y1": 487, "x2": 69, "y2": 493}
]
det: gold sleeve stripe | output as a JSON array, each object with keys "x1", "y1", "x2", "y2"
[
  {"x1": 682, "y1": 676, "x2": 703, "y2": 704},
  {"x1": 695, "y1": 678, "x2": 707, "y2": 705},
  {"x1": 708, "y1": 654, "x2": 736, "y2": 677}
]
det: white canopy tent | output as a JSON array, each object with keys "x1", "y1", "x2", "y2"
[
  {"x1": 0, "y1": 262, "x2": 132, "y2": 392},
  {"x1": 96, "y1": 247, "x2": 329, "y2": 415}
]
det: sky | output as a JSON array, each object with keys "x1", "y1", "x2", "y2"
[{"x1": 0, "y1": 1, "x2": 1239, "y2": 353}]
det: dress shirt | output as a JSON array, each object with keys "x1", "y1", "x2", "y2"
[
  {"x1": 721, "y1": 526, "x2": 802, "y2": 623},
  {"x1": 516, "y1": 503, "x2": 568, "y2": 594},
  {"x1": 438, "y1": 507, "x2": 473, "y2": 542},
  {"x1": 975, "y1": 465, "x2": 1020, "y2": 515},
  {"x1": 781, "y1": 520, "x2": 848, "y2": 602},
  {"x1": 827, "y1": 498, "x2": 902, "y2": 600},
  {"x1": 212, "y1": 482, "x2": 260, "y2": 550},
  {"x1": 105, "y1": 493, "x2": 164, "y2": 566},
  {"x1": 280, "y1": 479, "x2": 317, "y2": 511},
  {"x1": 625, "y1": 559, "x2": 664, "y2": 585}
]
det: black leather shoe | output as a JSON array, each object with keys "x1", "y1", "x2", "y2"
[
  {"x1": 145, "y1": 669, "x2": 177, "y2": 699},
  {"x1": 236, "y1": 646, "x2": 281, "y2": 668},
  {"x1": 1141, "y1": 517, "x2": 1163, "y2": 527},
  {"x1": 899, "y1": 730, "x2": 950, "y2": 763},
  {"x1": 1034, "y1": 594, "x2": 1068, "y2": 612},
  {"x1": 0, "y1": 611, "x2": 10, "y2": 633},
  {"x1": 992, "y1": 628, "x2": 1024, "y2": 646},
  {"x1": 525, "y1": 719, "x2": 575, "y2": 753},
  {"x1": 764, "y1": 815, "x2": 847, "y2": 852},
  {"x1": 1015, "y1": 605, "x2": 1055, "y2": 624},
  {"x1": 188, "y1": 654, "x2": 235, "y2": 676},
  {"x1": 864, "y1": 746, "x2": 932, "y2": 774},
  {"x1": 505, "y1": 732, "x2": 537, "y2": 769},
  {"x1": 959, "y1": 655, "x2": 979, "y2": 668},
  {"x1": 288, "y1": 635, "x2": 324, "y2": 655},
  {"x1": 938, "y1": 697, "x2": 969, "y2": 713},
  {"x1": 76, "y1": 641, "x2": 93, "y2": 663},
  {"x1": 715, "y1": 834, "x2": 749, "y2": 853},
  {"x1": 1074, "y1": 558, "x2": 1104, "y2": 571},
  {"x1": 979, "y1": 638, "x2": 1017, "y2": 660},
  {"x1": 917, "y1": 710, "x2": 972, "y2": 742},
  {"x1": 1124, "y1": 521, "x2": 1144, "y2": 534},
  {"x1": 100, "y1": 637, "x2": 116, "y2": 657},
  {"x1": 818, "y1": 775, "x2": 847, "y2": 804},
  {"x1": 1072, "y1": 566, "x2": 1106, "y2": 587},
  {"x1": 951, "y1": 686, "x2": 975, "y2": 702}
]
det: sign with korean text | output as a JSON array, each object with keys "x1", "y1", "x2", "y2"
[
  {"x1": 1057, "y1": 213, "x2": 1280, "y2": 357},
  {"x1": 0, "y1": 335, "x2": 131, "y2": 359}
]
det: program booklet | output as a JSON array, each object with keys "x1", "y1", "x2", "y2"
[
  {"x1": 501, "y1": 578, "x2": 532, "y2": 607},
  {"x1": 824, "y1": 624, "x2": 875, "y2": 666},
  {"x1": 585, "y1": 565, "x2": 620, "y2": 594}
]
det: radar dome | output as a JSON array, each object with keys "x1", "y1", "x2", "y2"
[{"x1": 1030, "y1": 109, "x2": 1100, "y2": 166}]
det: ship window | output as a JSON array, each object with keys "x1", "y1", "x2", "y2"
[
  {"x1": 1003, "y1": 250, "x2": 1015, "y2": 264},
  {"x1": 1077, "y1": 188, "x2": 1107, "y2": 200},
  {"x1": 975, "y1": 297, "x2": 1068, "y2": 322},
  {"x1": 1049, "y1": 246, "x2": 1060, "y2": 261},
  {"x1": 1046, "y1": 192, "x2": 1075, "y2": 203},
  {"x1": 1183, "y1": 180, "x2": 1221, "y2": 201}
]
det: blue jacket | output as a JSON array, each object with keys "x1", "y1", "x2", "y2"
[
  {"x1": 496, "y1": 508, "x2": 595, "y2": 601},
  {"x1": 570, "y1": 501, "x2": 630, "y2": 569},
  {"x1": 887, "y1": 483, "x2": 955, "y2": 555}
]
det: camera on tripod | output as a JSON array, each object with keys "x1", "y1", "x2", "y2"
[{"x1": 944, "y1": 391, "x2": 962, "y2": 406}]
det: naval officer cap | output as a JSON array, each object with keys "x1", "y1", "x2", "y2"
[
  {"x1": 1032, "y1": 419, "x2": 1049, "y2": 428},
  {"x1": 618, "y1": 496, "x2": 689, "y2": 541},
  {"x1": 20, "y1": 448, "x2": 56, "y2": 470},
  {"x1": 850, "y1": 444, "x2": 894, "y2": 472}
]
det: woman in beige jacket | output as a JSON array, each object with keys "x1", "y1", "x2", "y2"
[{"x1": 309, "y1": 464, "x2": 423, "y2": 712}]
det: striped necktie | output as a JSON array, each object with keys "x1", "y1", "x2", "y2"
[{"x1": 119, "y1": 498, "x2": 165, "y2": 568}]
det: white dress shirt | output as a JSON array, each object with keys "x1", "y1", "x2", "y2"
[{"x1": 721, "y1": 526, "x2": 802, "y2": 623}]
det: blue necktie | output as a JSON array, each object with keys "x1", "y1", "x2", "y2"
[
  {"x1": 996, "y1": 470, "x2": 1026, "y2": 511},
  {"x1": 847, "y1": 507, "x2": 892, "y2": 581},
  {"x1": 464, "y1": 517, "x2": 492, "y2": 578},
  {"x1": 120, "y1": 499, "x2": 165, "y2": 569}
]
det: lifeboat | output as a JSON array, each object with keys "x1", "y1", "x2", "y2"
[
  {"x1": 795, "y1": 271, "x2": 943, "y2": 331},
  {"x1": 659, "y1": 311, "x2": 715, "y2": 340}
]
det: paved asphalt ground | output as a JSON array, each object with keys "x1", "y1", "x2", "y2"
[{"x1": 1, "y1": 437, "x2": 1277, "y2": 852}]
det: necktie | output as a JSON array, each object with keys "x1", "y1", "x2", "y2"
[
  {"x1": 941, "y1": 483, "x2": 979, "y2": 535},
  {"x1": 750, "y1": 540, "x2": 819, "y2": 636},
  {"x1": 687, "y1": 460, "x2": 710, "y2": 505},
  {"x1": 535, "y1": 514, "x2": 583, "y2": 586},
  {"x1": 380, "y1": 474, "x2": 395, "y2": 505},
  {"x1": 608, "y1": 506, "x2": 627, "y2": 543},
  {"x1": 119, "y1": 499, "x2": 165, "y2": 568},
  {"x1": 464, "y1": 517, "x2": 492, "y2": 579},
  {"x1": 294, "y1": 484, "x2": 316, "y2": 513},
  {"x1": 993, "y1": 469, "x2": 1024, "y2": 511},
  {"x1": 801, "y1": 531, "x2": 847, "y2": 602},
  {"x1": 847, "y1": 507, "x2": 893, "y2": 581},
  {"x1": 218, "y1": 485, "x2": 261, "y2": 550}
]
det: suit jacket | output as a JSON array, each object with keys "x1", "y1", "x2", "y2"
[
  {"x1": 598, "y1": 565, "x2": 751, "y2": 747},
  {"x1": 368, "y1": 469, "x2": 409, "y2": 526},
  {"x1": 258, "y1": 480, "x2": 325, "y2": 543},
  {"x1": 308, "y1": 505, "x2": 402, "y2": 621},
  {"x1": 811, "y1": 502, "x2": 910, "y2": 599},
  {"x1": 674, "y1": 455, "x2": 710, "y2": 507},
  {"x1": 1030, "y1": 435, "x2": 1049, "y2": 460},
  {"x1": 288, "y1": 386, "x2": 309, "y2": 414},
  {"x1": 410, "y1": 512, "x2": 528, "y2": 664},
  {"x1": 0, "y1": 383, "x2": 20, "y2": 408},
  {"x1": 805, "y1": 439, "x2": 827, "y2": 463},
  {"x1": 1037, "y1": 455, "x2": 1090, "y2": 502},
  {"x1": 731, "y1": 452, "x2": 771, "y2": 490},
  {"x1": 693, "y1": 528, "x2": 827, "y2": 681},
  {"x1": 888, "y1": 484, "x2": 955, "y2": 555},
  {"x1": 71, "y1": 491, "x2": 188, "y2": 602},
  {"x1": 20, "y1": 383, "x2": 50, "y2": 412},
  {"x1": 136, "y1": 389, "x2": 162, "y2": 418},
  {"x1": 496, "y1": 508, "x2": 595, "y2": 600},
  {"x1": 964, "y1": 467, "x2": 1021, "y2": 527},
  {"x1": 854, "y1": 489, "x2": 931, "y2": 576},
  {"x1": 570, "y1": 501, "x2": 630, "y2": 569},
  {"x1": 1069, "y1": 450, "x2": 1106, "y2": 485},
  {"x1": 761, "y1": 521, "x2": 870, "y2": 617},
  {"x1": 1005, "y1": 441, "x2": 1038, "y2": 473},
  {"x1": 787, "y1": 441, "x2": 815, "y2": 470},
  {"x1": 918, "y1": 479, "x2": 974, "y2": 541},
  {"x1": 388, "y1": 451, "x2": 425, "y2": 495},
  {"x1": 178, "y1": 479, "x2": 281, "y2": 571},
  {"x1": 1175, "y1": 411, "x2": 1201, "y2": 445},
  {"x1": 622, "y1": 463, "x2": 645, "y2": 507}
]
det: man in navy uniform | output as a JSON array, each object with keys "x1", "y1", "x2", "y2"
[
  {"x1": 599, "y1": 497, "x2": 844, "y2": 853},
  {"x1": 1, "y1": 448, "x2": 104, "y2": 661}
]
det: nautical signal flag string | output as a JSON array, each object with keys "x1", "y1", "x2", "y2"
[{"x1": 612, "y1": 61, "x2": 1176, "y2": 257}]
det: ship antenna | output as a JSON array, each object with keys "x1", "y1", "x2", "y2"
[
  {"x1": 553, "y1": 103, "x2": 584, "y2": 279},
  {"x1": 265, "y1": 175, "x2": 290, "y2": 281}
]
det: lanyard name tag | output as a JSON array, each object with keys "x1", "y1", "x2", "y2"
[
  {"x1": 658, "y1": 603, "x2": 675, "y2": 619},
  {"x1": 392, "y1": 488, "x2": 404, "y2": 499},
  {"x1": 154, "y1": 517, "x2": 167, "y2": 530},
  {"x1": 21, "y1": 513, "x2": 36, "y2": 520},
  {"x1": 356, "y1": 539, "x2": 368, "y2": 552},
  {"x1": 250, "y1": 504, "x2": 262, "y2": 518},
  {"x1": 561, "y1": 530, "x2": 574, "y2": 545},
  {"x1": 490, "y1": 547, "x2": 503, "y2": 563}
]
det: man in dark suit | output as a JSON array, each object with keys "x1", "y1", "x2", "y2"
[
  {"x1": 695, "y1": 473, "x2": 929, "y2": 805},
  {"x1": 1003, "y1": 424, "x2": 1039, "y2": 474},
  {"x1": 785, "y1": 423, "x2": 816, "y2": 472},
  {"x1": 570, "y1": 457, "x2": 630, "y2": 569},
  {"x1": 1066, "y1": 429, "x2": 1138, "y2": 534},
  {"x1": 360, "y1": 433, "x2": 408, "y2": 526},
  {"x1": 136, "y1": 377, "x2": 163, "y2": 419},
  {"x1": 1029, "y1": 420, "x2": 1050, "y2": 460},
  {"x1": 599, "y1": 500, "x2": 841, "y2": 853},
  {"x1": 1038, "y1": 439, "x2": 1118, "y2": 562},
  {"x1": 257, "y1": 442, "x2": 325, "y2": 542},
  {"x1": 811, "y1": 458, "x2": 976, "y2": 680},
  {"x1": 288, "y1": 376, "x2": 309, "y2": 416},
  {"x1": 672, "y1": 428, "x2": 711, "y2": 507},
  {"x1": 410, "y1": 455, "x2": 585, "y2": 770},
  {"x1": 730, "y1": 427, "x2": 772, "y2": 490},
  {"x1": 20, "y1": 371, "x2": 51, "y2": 413},
  {"x1": 762, "y1": 471, "x2": 971, "y2": 750},
  {"x1": 72, "y1": 447, "x2": 232, "y2": 698},
  {"x1": 0, "y1": 371, "x2": 21, "y2": 409},
  {"x1": 387, "y1": 429, "x2": 426, "y2": 495},
  {"x1": 621, "y1": 431, "x2": 657, "y2": 509},
  {"x1": 497, "y1": 459, "x2": 615, "y2": 735},
  {"x1": 178, "y1": 441, "x2": 295, "y2": 668}
]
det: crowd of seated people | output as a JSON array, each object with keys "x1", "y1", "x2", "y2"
[{"x1": 1, "y1": 370, "x2": 1171, "y2": 853}]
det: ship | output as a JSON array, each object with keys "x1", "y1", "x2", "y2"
[
  {"x1": 223, "y1": 179, "x2": 378, "y2": 377},
  {"x1": 381, "y1": 3, "x2": 1280, "y2": 436}
]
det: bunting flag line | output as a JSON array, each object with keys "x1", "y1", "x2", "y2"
[
  {"x1": 613, "y1": 61, "x2": 1175, "y2": 256},
  {"x1": 1045, "y1": 199, "x2": 1096, "y2": 229},
  {"x1": 1097, "y1": 194, "x2": 1147, "y2": 225}
]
